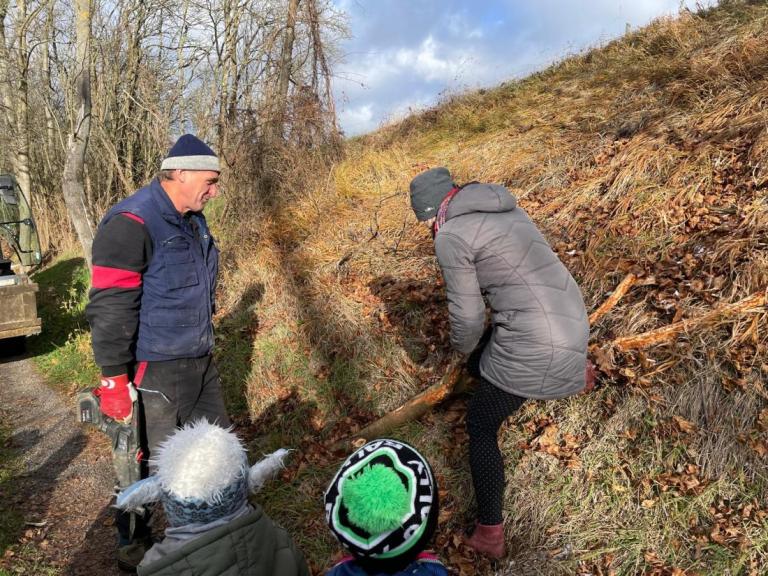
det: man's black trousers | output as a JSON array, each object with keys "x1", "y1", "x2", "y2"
[{"x1": 116, "y1": 355, "x2": 230, "y2": 545}]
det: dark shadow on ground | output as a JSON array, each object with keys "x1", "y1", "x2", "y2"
[
  {"x1": 0, "y1": 433, "x2": 86, "y2": 561},
  {"x1": 239, "y1": 386, "x2": 321, "y2": 455},
  {"x1": 368, "y1": 275, "x2": 451, "y2": 365},
  {"x1": 238, "y1": 388, "x2": 338, "y2": 575},
  {"x1": 0, "y1": 345, "x2": 29, "y2": 364},
  {"x1": 262, "y1": 223, "x2": 379, "y2": 422},
  {"x1": 214, "y1": 281, "x2": 265, "y2": 420},
  {"x1": 0, "y1": 425, "x2": 43, "y2": 554},
  {"x1": 66, "y1": 502, "x2": 121, "y2": 576}
]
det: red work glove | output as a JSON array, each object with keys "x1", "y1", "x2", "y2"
[{"x1": 93, "y1": 374, "x2": 134, "y2": 421}]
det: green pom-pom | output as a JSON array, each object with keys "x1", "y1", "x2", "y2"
[{"x1": 341, "y1": 464, "x2": 409, "y2": 535}]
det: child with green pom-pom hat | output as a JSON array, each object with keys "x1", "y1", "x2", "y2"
[{"x1": 324, "y1": 439, "x2": 448, "y2": 575}]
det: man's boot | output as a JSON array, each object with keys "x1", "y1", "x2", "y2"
[
  {"x1": 116, "y1": 509, "x2": 153, "y2": 572},
  {"x1": 465, "y1": 522, "x2": 506, "y2": 559},
  {"x1": 117, "y1": 538, "x2": 153, "y2": 573}
]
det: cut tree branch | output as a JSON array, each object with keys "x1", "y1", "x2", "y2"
[
  {"x1": 589, "y1": 273, "x2": 637, "y2": 325},
  {"x1": 334, "y1": 359, "x2": 473, "y2": 451},
  {"x1": 611, "y1": 291, "x2": 766, "y2": 351}
]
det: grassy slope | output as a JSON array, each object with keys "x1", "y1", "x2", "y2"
[
  {"x1": 218, "y1": 2, "x2": 768, "y2": 574},
  {"x1": 27, "y1": 255, "x2": 99, "y2": 392},
  {"x1": 11, "y1": 2, "x2": 767, "y2": 574}
]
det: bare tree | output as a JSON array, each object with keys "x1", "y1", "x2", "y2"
[
  {"x1": 1, "y1": 0, "x2": 347, "y2": 255},
  {"x1": 0, "y1": 0, "x2": 34, "y2": 250},
  {"x1": 270, "y1": 0, "x2": 299, "y2": 139},
  {"x1": 61, "y1": 0, "x2": 94, "y2": 268}
]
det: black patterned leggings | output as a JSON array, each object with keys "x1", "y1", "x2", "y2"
[{"x1": 466, "y1": 375, "x2": 526, "y2": 525}]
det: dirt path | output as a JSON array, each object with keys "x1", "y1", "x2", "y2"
[{"x1": 0, "y1": 354, "x2": 121, "y2": 576}]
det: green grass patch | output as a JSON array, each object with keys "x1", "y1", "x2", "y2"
[{"x1": 29, "y1": 255, "x2": 98, "y2": 393}]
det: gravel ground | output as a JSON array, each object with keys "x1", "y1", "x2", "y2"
[{"x1": 0, "y1": 353, "x2": 122, "y2": 575}]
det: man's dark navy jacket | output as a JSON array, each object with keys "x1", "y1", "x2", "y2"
[{"x1": 86, "y1": 179, "x2": 219, "y2": 377}]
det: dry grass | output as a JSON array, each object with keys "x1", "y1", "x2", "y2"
[{"x1": 213, "y1": 2, "x2": 768, "y2": 574}]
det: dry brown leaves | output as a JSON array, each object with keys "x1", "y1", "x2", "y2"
[
  {"x1": 738, "y1": 407, "x2": 768, "y2": 458},
  {"x1": 655, "y1": 463, "x2": 707, "y2": 496},
  {"x1": 576, "y1": 552, "x2": 617, "y2": 575},
  {"x1": 642, "y1": 549, "x2": 697, "y2": 575},
  {"x1": 518, "y1": 418, "x2": 583, "y2": 469},
  {"x1": 696, "y1": 498, "x2": 768, "y2": 554}
]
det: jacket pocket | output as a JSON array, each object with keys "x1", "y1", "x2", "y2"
[
  {"x1": 164, "y1": 264, "x2": 199, "y2": 289},
  {"x1": 162, "y1": 237, "x2": 199, "y2": 289},
  {"x1": 148, "y1": 307, "x2": 200, "y2": 327}
]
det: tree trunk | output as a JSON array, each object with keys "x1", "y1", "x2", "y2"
[
  {"x1": 0, "y1": 0, "x2": 33, "y2": 256},
  {"x1": 216, "y1": 0, "x2": 243, "y2": 161},
  {"x1": 270, "y1": 0, "x2": 300, "y2": 139},
  {"x1": 176, "y1": 0, "x2": 190, "y2": 131},
  {"x1": 307, "y1": 0, "x2": 340, "y2": 147},
  {"x1": 119, "y1": 1, "x2": 148, "y2": 191},
  {"x1": 40, "y1": 0, "x2": 56, "y2": 176},
  {"x1": 62, "y1": 0, "x2": 94, "y2": 269}
]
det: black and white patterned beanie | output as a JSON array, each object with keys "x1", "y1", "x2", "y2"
[{"x1": 324, "y1": 439, "x2": 438, "y2": 567}]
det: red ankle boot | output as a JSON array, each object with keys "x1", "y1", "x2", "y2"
[{"x1": 464, "y1": 522, "x2": 506, "y2": 559}]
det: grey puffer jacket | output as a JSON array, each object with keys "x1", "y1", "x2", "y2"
[{"x1": 434, "y1": 182, "x2": 589, "y2": 399}]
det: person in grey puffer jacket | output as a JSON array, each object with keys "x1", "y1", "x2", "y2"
[{"x1": 409, "y1": 167, "x2": 592, "y2": 559}]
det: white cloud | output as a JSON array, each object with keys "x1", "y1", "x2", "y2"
[
  {"x1": 393, "y1": 36, "x2": 475, "y2": 83},
  {"x1": 446, "y1": 11, "x2": 484, "y2": 39},
  {"x1": 338, "y1": 103, "x2": 375, "y2": 135}
]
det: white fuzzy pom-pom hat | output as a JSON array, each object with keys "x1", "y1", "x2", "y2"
[{"x1": 116, "y1": 419, "x2": 290, "y2": 527}]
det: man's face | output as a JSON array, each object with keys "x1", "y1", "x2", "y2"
[{"x1": 176, "y1": 170, "x2": 220, "y2": 213}]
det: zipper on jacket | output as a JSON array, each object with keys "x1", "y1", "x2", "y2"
[{"x1": 193, "y1": 215, "x2": 215, "y2": 349}]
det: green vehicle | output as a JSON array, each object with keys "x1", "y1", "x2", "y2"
[{"x1": 0, "y1": 174, "x2": 42, "y2": 350}]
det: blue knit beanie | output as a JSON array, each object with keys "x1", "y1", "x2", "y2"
[{"x1": 161, "y1": 134, "x2": 219, "y2": 172}]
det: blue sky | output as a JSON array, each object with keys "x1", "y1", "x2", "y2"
[{"x1": 332, "y1": 0, "x2": 713, "y2": 136}]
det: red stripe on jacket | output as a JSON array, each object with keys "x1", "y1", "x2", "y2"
[
  {"x1": 119, "y1": 212, "x2": 145, "y2": 224},
  {"x1": 134, "y1": 361, "x2": 148, "y2": 387},
  {"x1": 92, "y1": 265, "x2": 142, "y2": 289}
]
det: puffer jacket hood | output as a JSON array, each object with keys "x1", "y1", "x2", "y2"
[
  {"x1": 445, "y1": 182, "x2": 517, "y2": 220},
  {"x1": 137, "y1": 506, "x2": 309, "y2": 576}
]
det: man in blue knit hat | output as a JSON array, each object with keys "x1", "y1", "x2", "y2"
[{"x1": 86, "y1": 134, "x2": 229, "y2": 571}]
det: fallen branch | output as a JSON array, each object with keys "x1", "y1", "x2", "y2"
[
  {"x1": 589, "y1": 273, "x2": 637, "y2": 325},
  {"x1": 335, "y1": 359, "x2": 473, "y2": 451},
  {"x1": 611, "y1": 291, "x2": 766, "y2": 351}
]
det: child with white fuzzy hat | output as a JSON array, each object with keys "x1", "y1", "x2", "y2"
[{"x1": 116, "y1": 419, "x2": 308, "y2": 576}]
